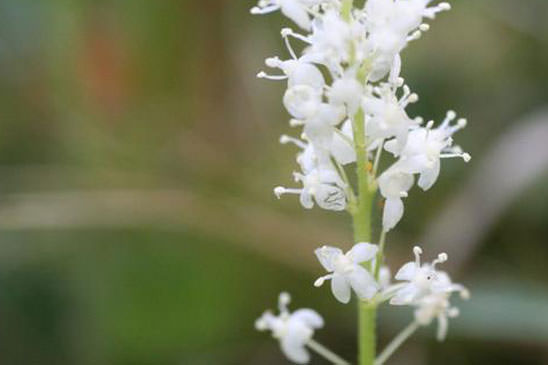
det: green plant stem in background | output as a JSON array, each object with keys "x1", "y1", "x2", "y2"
[
  {"x1": 374, "y1": 230, "x2": 387, "y2": 280},
  {"x1": 375, "y1": 322, "x2": 420, "y2": 365},
  {"x1": 352, "y1": 107, "x2": 377, "y2": 365},
  {"x1": 307, "y1": 339, "x2": 351, "y2": 365}
]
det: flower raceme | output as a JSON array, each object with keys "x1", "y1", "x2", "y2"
[
  {"x1": 252, "y1": 0, "x2": 471, "y2": 363},
  {"x1": 256, "y1": 292, "x2": 325, "y2": 364},
  {"x1": 254, "y1": 0, "x2": 469, "y2": 232},
  {"x1": 257, "y1": 245, "x2": 469, "y2": 363}
]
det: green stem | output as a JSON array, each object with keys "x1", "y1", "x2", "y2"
[
  {"x1": 358, "y1": 301, "x2": 377, "y2": 365},
  {"x1": 375, "y1": 322, "x2": 420, "y2": 365},
  {"x1": 374, "y1": 230, "x2": 387, "y2": 280},
  {"x1": 342, "y1": 3, "x2": 377, "y2": 363},
  {"x1": 341, "y1": 0, "x2": 353, "y2": 22},
  {"x1": 351, "y1": 109, "x2": 375, "y2": 242},
  {"x1": 351, "y1": 107, "x2": 377, "y2": 365},
  {"x1": 307, "y1": 339, "x2": 351, "y2": 365}
]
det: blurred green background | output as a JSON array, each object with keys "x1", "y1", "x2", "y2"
[{"x1": 0, "y1": 0, "x2": 547, "y2": 364}]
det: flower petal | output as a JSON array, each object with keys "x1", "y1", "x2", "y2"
[
  {"x1": 331, "y1": 273, "x2": 351, "y2": 304},
  {"x1": 299, "y1": 190, "x2": 315, "y2": 209},
  {"x1": 395, "y1": 261, "x2": 417, "y2": 281},
  {"x1": 314, "y1": 246, "x2": 343, "y2": 272},
  {"x1": 348, "y1": 265, "x2": 378, "y2": 300},
  {"x1": 347, "y1": 242, "x2": 378, "y2": 264},
  {"x1": 292, "y1": 309, "x2": 324, "y2": 329},
  {"x1": 330, "y1": 131, "x2": 356, "y2": 165},
  {"x1": 436, "y1": 314, "x2": 449, "y2": 341},
  {"x1": 280, "y1": 322, "x2": 312, "y2": 364},
  {"x1": 315, "y1": 184, "x2": 346, "y2": 211},
  {"x1": 289, "y1": 62, "x2": 325, "y2": 90},
  {"x1": 383, "y1": 197, "x2": 404, "y2": 231},
  {"x1": 280, "y1": 0, "x2": 311, "y2": 30},
  {"x1": 390, "y1": 283, "x2": 420, "y2": 305},
  {"x1": 418, "y1": 159, "x2": 440, "y2": 191}
]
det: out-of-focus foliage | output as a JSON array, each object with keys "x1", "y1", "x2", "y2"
[{"x1": 0, "y1": 0, "x2": 547, "y2": 364}]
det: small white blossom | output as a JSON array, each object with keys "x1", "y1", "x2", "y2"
[
  {"x1": 251, "y1": 0, "x2": 328, "y2": 30},
  {"x1": 378, "y1": 166, "x2": 414, "y2": 231},
  {"x1": 330, "y1": 120, "x2": 356, "y2": 165},
  {"x1": 385, "y1": 111, "x2": 471, "y2": 190},
  {"x1": 283, "y1": 84, "x2": 323, "y2": 120},
  {"x1": 303, "y1": 9, "x2": 358, "y2": 72},
  {"x1": 414, "y1": 292, "x2": 460, "y2": 341},
  {"x1": 259, "y1": 57, "x2": 326, "y2": 90},
  {"x1": 390, "y1": 246, "x2": 469, "y2": 305},
  {"x1": 363, "y1": 81, "x2": 420, "y2": 153},
  {"x1": 276, "y1": 135, "x2": 349, "y2": 211},
  {"x1": 328, "y1": 70, "x2": 364, "y2": 116},
  {"x1": 256, "y1": 292, "x2": 324, "y2": 364},
  {"x1": 274, "y1": 167, "x2": 347, "y2": 211},
  {"x1": 364, "y1": 0, "x2": 451, "y2": 81},
  {"x1": 314, "y1": 242, "x2": 379, "y2": 303}
]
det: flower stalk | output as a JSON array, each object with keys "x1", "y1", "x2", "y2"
[
  {"x1": 307, "y1": 339, "x2": 351, "y2": 365},
  {"x1": 251, "y1": 0, "x2": 471, "y2": 364},
  {"x1": 352, "y1": 106, "x2": 378, "y2": 365},
  {"x1": 375, "y1": 321, "x2": 420, "y2": 365}
]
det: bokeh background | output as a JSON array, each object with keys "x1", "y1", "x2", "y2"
[{"x1": 0, "y1": 0, "x2": 547, "y2": 364}]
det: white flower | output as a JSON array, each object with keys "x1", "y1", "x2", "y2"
[
  {"x1": 328, "y1": 70, "x2": 364, "y2": 115},
  {"x1": 281, "y1": 126, "x2": 354, "y2": 170},
  {"x1": 330, "y1": 119, "x2": 356, "y2": 165},
  {"x1": 303, "y1": 9, "x2": 357, "y2": 72},
  {"x1": 283, "y1": 84, "x2": 345, "y2": 154},
  {"x1": 314, "y1": 242, "x2": 379, "y2": 303},
  {"x1": 390, "y1": 246, "x2": 469, "y2": 305},
  {"x1": 274, "y1": 166, "x2": 347, "y2": 211},
  {"x1": 363, "y1": 81, "x2": 420, "y2": 153},
  {"x1": 385, "y1": 110, "x2": 471, "y2": 190},
  {"x1": 302, "y1": 103, "x2": 346, "y2": 153},
  {"x1": 414, "y1": 292, "x2": 460, "y2": 341},
  {"x1": 251, "y1": 0, "x2": 326, "y2": 30},
  {"x1": 377, "y1": 166, "x2": 414, "y2": 231},
  {"x1": 259, "y1": 57, "x2": 326, "y2": 90},
  {"x1": 284, "y1": 84, "x2": 323, "y2": 120},
  {"x1": 256, "y1": 292, "x2": 324, "y2": 364},
  {"x1": 364, "y1": 0, "x2": 452, "y2": 81}
]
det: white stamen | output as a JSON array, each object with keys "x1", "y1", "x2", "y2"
[
  {"x1": 457, "y1": 118, "x2": 467, "y2": 128},
  {"x1": 279, "y1": 135, "x2": 306, "y2": 148},
  {"x1": 314, "y1": 274, "x2": 333, "y2": 287},
  {"x1": 407, "y1": 93, "x2": 419, "y2": 103},
  {"x1": 265, "y1": 56, "x2": 281, "y2": 68},
  {"x1": 257, "y1": 71, "x2": 288, "y2": 81},
  {"x1": 413, "y1": 246, "x2": 423, "y2": 266},
  {"x1": 289, "y1": 119, "x2": 304, "y2": 127},
  {"x1": 439, "y1": 3, "x2": 451, "y2": 11}
]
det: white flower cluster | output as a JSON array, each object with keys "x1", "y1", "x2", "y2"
[
  {"x1": 257, "y1": 245, "x2": 468, "y2": 363},
  {"x1": 255, "y1": 292, "x2": 324, "y2": 364},
  {"x1": 313, "y1": 242, "x2": 468, "y2": 341},
  {"x1": 254, "y1": 0, "x2": 470, "y2": 231},
  {"x1": 252, "y1": 1, "x2": 471, "y2": 363},
  {"x1": 389, "y1": 246, "x2": 469, "y2": 341}
]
